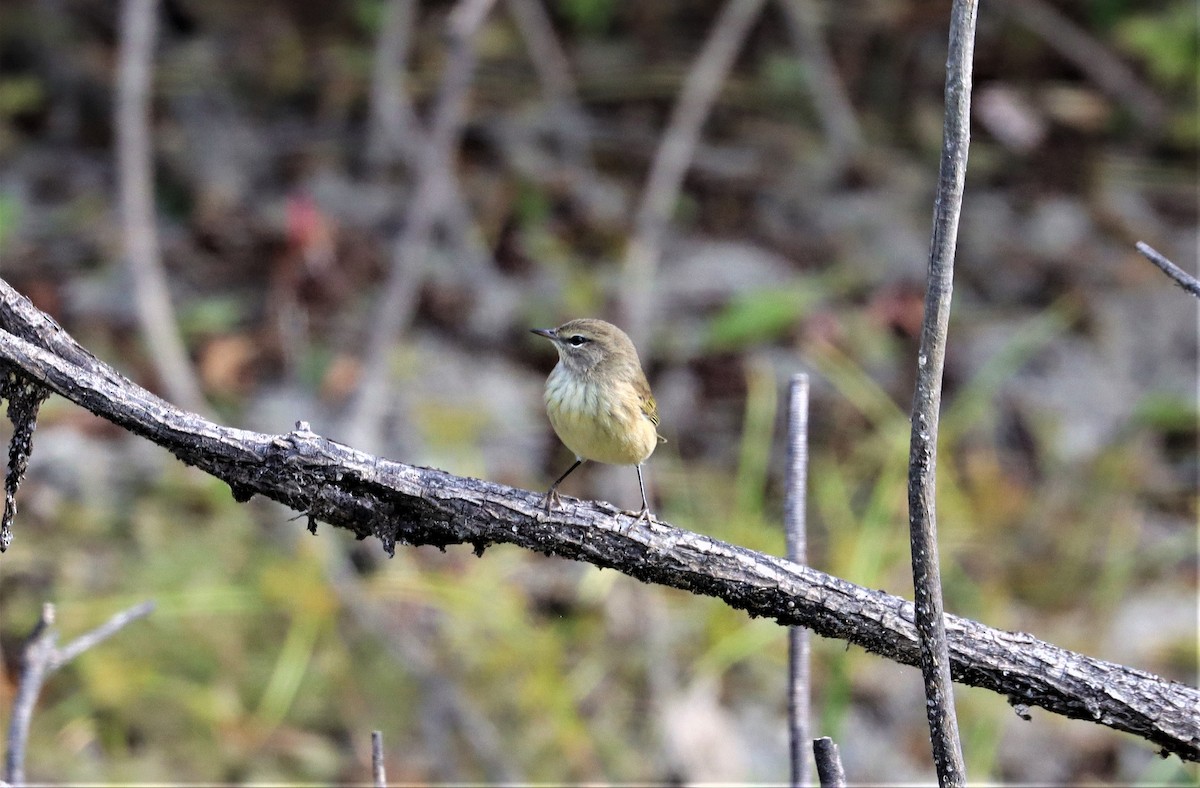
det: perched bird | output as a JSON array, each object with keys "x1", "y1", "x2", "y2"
[{"x1": 531, "y1": 319, "x2": 662, "y2": 521}]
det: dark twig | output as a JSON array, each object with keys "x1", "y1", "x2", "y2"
[
  {"x1": 0, "y1": 279, "x2": 1195, "y2": 762},
  {"x1": 784, "y1": 374, "x2": 811, "y2": 787},
  {"x1": 4, "y1": 601, "x2": 154, "y2": 785},
  {"x1": 371, "y1": 730, "x2": 386, "y2": 787},
  {"x1": 907, "y1": 1, "x2": 978, "y2": 784},
  {"x1": 344, "y1": 0, "x2": 498, "y2": 452},
  {"x1": 812, "y1": 737, "x2": 847, "y2": 788},
  {"x1": 619, "y1": 0, "x2": 767, "y2": 346},
  {"x1": 115, "y1": 0, "x2": 208, "y2": 415},
  {"x1": 1136, "y1": 242, "x2": 1200, "y2": 298},
  {"x1": 0, "y1": 369, "x2": 49, "y2": 551}
]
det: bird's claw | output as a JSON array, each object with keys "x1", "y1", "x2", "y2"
[{"x1": 621, "y1": 507, "x2": 653, "y2": 530}]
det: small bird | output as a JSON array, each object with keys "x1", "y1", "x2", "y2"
[{"x1": 532, "y1": 318, "x2": 662, "y2": 522}]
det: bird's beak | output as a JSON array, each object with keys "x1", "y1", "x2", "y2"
[{"x1": 530, "y1": 328, "x2": 557, "y2": 341}]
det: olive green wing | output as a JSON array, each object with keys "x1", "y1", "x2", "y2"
[{"x1": 635, "y1": 374, "x2": 666, "y2": 442}]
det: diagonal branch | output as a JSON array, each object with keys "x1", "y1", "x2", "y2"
[
  {"x1": 343, "y1": 0, "x2": 498, "y2": 452},
  {"x1": 0, "y1": 277, "x2": 1194, "y2": 762},
  {"x1": 368, "y1": 0, "x2": 495, "y2": 278},
  {"x1": 999, "y1": 0, "x2": 1169, "y2": 135},
  {"x1": 777, "y1": 0, "x2": 863, "y2": 169},
  {"x1": 618, "y1": 0, "x2": 767, "y2": 346},
  {"x1": 1136, "y1": 241, "x2": 1200, "y2": 298}
]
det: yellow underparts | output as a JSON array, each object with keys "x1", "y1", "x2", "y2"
[{"x1": 544, "y1": 366, "x2": 658, "y2": 466}]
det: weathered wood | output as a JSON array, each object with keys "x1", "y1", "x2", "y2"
[{"x1": 0, "y1": 277, "x2": 1195, "y2": 761}]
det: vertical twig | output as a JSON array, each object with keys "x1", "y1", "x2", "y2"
[
  {"x1": 371, "y1": 730, "x2": 387, "y2": 787},
  {"x1": 343, "y1": 0, "x2": 498, "y2": 452},
  {"x1": 777, "y1": 0, "x2": 863, "y2": 169},
  {"x1": 3, "y1": 601, "x2": 154, "y2": 785},
  {"x1": 0, "y1": 371, "x2": 49, "y2": 552},
  {"x1": 812, "y1": 737, "x2": 847, "y2": 788},
  {"x1": 4, "y1": 604, "x2": 55, "y2": 786},
  {"x1": 907, "y1": 1, "x2": 977, "y2": 785},
  {"x1": 1135, "y1": 242, "x2": 1200, "y2": 298},
  {"x1": 618, "y1": 0, "x2": 767, "y2": 346},
  {"x1": 784, "y1": 373, "x2": 811, "y2": 787},
  {"x1": 116, "y1": 0, "x2": 208, "y2": 415}
]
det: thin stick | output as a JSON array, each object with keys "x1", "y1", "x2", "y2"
[
  {"x1": 371, "y1": 730, "x2": 386, "y2": 787},
  {"x1": 115, "y1": 0, "x2": 208, "y2": 415},
  {"x1": 343, "y1": 0, "x2": 498, "y2": 452},
  {"x1": 812, "y1": 737, "x2": 846, "y2": 788},
  {"x1": 907, "y1": 1, "x2": 978, "y2": 785},
  {"x1": 777, "y1": 0, "x2": 862, "y2": 168},
  {"x1": 52, "y1": 600, "x2": 157, "y2": 668},
  {"x1": 4, "y1": 604, "x2": 55, "y2": 786},
  {"x1": 784, "y1": 374, "x2": 811, "y2": 787},
  {"x1": 4, "y1": 601, "x2": 154, "y2": 785},
  {"x1": 1136, "y1": 242, "x2": 1200, "y2": 298},
  {"x1": 619, "y1": 0, "x2": 767, "y2": 346}
]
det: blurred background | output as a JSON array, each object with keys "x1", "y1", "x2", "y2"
[{"x1": 0, "y1": 0, "x2": 1196, "y2": 783}]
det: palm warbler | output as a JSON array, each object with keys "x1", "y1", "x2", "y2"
[{"x1": 532, "y1": 318, "x2": 662, "y2": 521}]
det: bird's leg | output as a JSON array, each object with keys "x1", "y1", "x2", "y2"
[
  {"x1": 623, "y1": 464, "x2": 653, "y2": 525},
  {"x1": 544, "y1": 459, "x2": 583, "y2": 512}
]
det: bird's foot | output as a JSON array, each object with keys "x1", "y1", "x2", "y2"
[
  {"x1": 621, "y1": 506, "x2": 653, "y2": 531},
  {"x1": 543, "y1": 488, "x2": 562, "y2": 513}
]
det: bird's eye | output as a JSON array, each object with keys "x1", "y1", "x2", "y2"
[{"x1": 568, "y1": 335, "x2": 588, "y2": 346}]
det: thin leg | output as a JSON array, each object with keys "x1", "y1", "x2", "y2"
[
  {"x1": 544, "y1": 459, "x2": 583, "y2": 511},
  {"x1": 631, "y1": 463, "x2": 652, "y2": 523}
]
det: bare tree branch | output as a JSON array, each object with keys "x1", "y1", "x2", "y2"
[
  {"x1": 115, "y1": 0, "x2": 208, "y2": 415},
  {"x1": 3, "y1": 601, "x2": 154, "y2": 785},
  {"x1": 906, "y1": 1, "x2": 978, "y2": 784},
  {"x1": 619, "y1": 0, "x2": 767, "y2": 346},
  {"x1": 368, "y1": 0, "x2": 495, "y2": 279},
  {"x1": 3, "y1": 604, "x2": 55, "y2": 787},
  {"x1": 1136, "y1": 242, "x2": 1200, "y2": 298},
  {"x1": 0, "y1": 278, "x2": 1194, "y2": 762},
  {"x1": 344, "y1": 0, "x2": 499, "y2": 452},
  {"x1": 52, "y1": 600, "x2": 157, "y2": 668}
]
